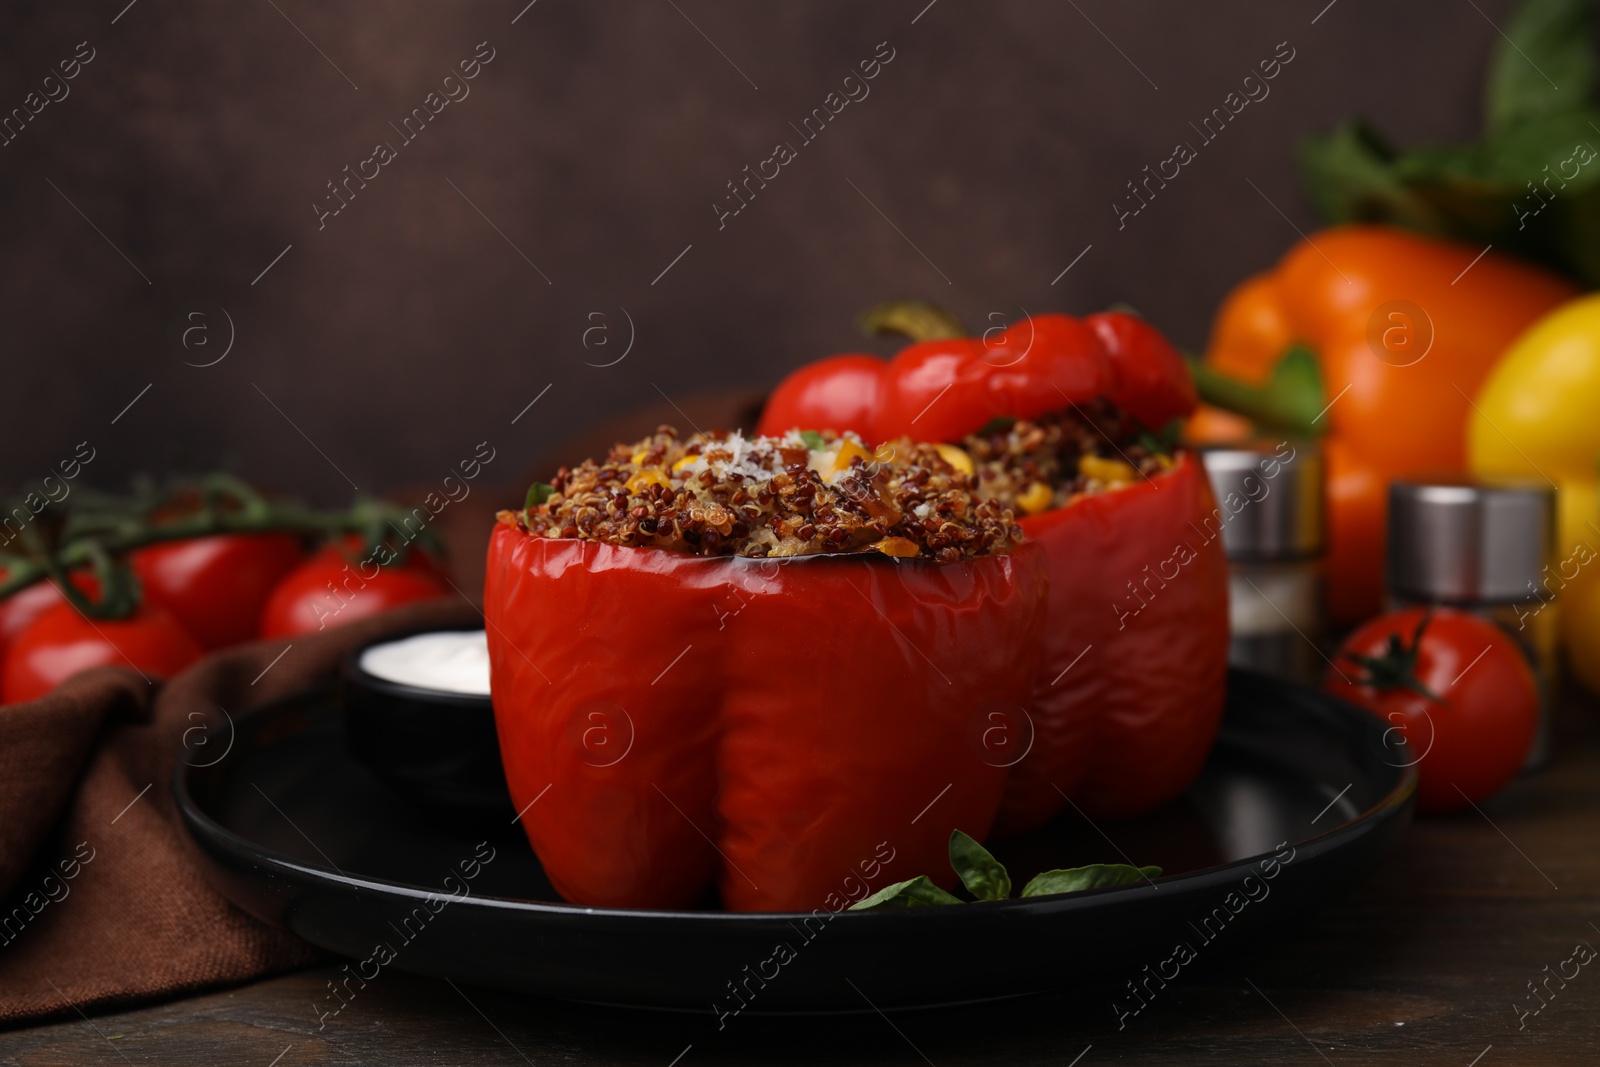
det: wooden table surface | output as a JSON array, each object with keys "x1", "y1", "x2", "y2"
[{"x1": 5, "y1": 693, "x2": 1598, "y2": 1066}]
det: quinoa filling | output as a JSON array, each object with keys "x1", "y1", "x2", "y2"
[
  {"x1": 510, "y1": 428, "x2": 1023, "y2": 560},
  {"x1": 509, "y1": 402, "x2": 1171, "y2": 560},
  {"x1": 961, "y1": 400, "x2": 1170, "y2": 515}
]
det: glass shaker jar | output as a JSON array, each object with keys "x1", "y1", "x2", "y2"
[
  {"x1": 1387, "y1": 478, "x2": 1558, "y2": 768},
  {"x1": 1200, "y1": 440, "x2": 1325, "y2": 687}
]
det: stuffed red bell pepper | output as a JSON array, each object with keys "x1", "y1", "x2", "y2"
[
  {"x1": 757, "y1": 305, "x2": 1229, "y2": 830},
  {"x1": 484, "y1": 428, "x2": 1047, "y2": 912}
]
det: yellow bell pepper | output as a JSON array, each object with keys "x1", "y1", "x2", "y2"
[
  {"x1": 1468, "y1": 294, "x2": 1600, "y2": 694},
  {"x1": 934, "y1": 443, "x2": 974, "y2": 475},
  {"x1": 871, "y1": 536, "x2": 921, "y2": 558},
  {"x1": 831, "y1": 438, "x2": 873, "y2": 475}
]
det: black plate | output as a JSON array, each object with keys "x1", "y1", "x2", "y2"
[{"x1": 175, "y1": 670, "x2": 1415, "y2": 1011}]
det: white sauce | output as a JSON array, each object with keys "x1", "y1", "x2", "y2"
[{"x1": 359, "y1": 630, "x2": 492, "y2": 696}]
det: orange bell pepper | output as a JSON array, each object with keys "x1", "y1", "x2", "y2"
[{"x1": 1200, "y1": 225, "x2": 1577, "y2": 623}]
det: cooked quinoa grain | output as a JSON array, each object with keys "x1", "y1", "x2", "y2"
[
  {"x1": 508, "y1": 427, "x2": 1026, "y2": 561},
  {"x1": 959, "y1": 400, "x2": 1170, "y2": 515}
]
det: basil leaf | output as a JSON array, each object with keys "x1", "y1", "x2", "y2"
[
  {"x1": 799, "y1": 430, "x2": 827, "y2": 451},
  {"x1": 973, "y1": 416, "x2": 1016, "y2": 437},
  {"x1": 524, "y1": 482, "x2": 556, "y2": 509},
  {"x1": 848, "y1": 875, "x2": 963, "y2": 910},
  {"x1": 1486, "y1": 0, "x2": 1596, "y2": 137},
  {"x1": 1020, "y1": 864, "x2": 1162, "y2": 898},
  {"x1": 1137, "y1": 431, "x2": 1170, "y2": 460},
  {"x1": 948, "y1": 830, "x2": 1011, "y2": 902}
]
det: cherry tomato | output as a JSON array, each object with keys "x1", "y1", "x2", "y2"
[
  {"x1": 2, "y1": 600, "x2": 203, "y2": 704},
  {"x1": 130, "y1": 533, "x2": 306, "y2": 650},
  {"x1": 259, "y1": 540, "x2": 450, "y2": 638},
  {"x1": 1324, "y1": 607, "x2": 1538, "y2": 813},
  {"x1": 0, "y1": 570, "x2": 100, "y2": 665}
]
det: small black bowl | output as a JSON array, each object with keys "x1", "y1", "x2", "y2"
[{"x1": 340, "y1": 626, "x2": 513, "y2": 824}]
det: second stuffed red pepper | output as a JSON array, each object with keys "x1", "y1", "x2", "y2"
[{"x1": 759, "y1": 307, "x2": 1229, "y2": 829}]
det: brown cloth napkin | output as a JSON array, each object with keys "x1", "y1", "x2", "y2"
[{"x1": 0, "y1": 598, "x2": 479, "y2": 1026}]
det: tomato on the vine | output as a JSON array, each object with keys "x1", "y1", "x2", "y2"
[
  {"x1": 1324, "y1": 607, "x2": 1538, "y2": 813},
  {"x1": 0, "y1": 569, "x2": 99, "y2": 664},
  {"x1": 258, "y1": 538, "x2": 450, "y2": 639},
  {"x1": 2, "y1": 600, "x2": 203, "y2": 704},
  {"x1": 130, "y1": 533, "x2": 306, "y2": 650}
]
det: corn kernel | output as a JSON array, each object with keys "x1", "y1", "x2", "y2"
[
  {"x1": 1017, "y1": 482, "x2": 1054, "y2": 515},
  {"x1": 626, "y1": 469, "x2": 670, "y2": 493},
  {"x1": 935, "y1": 444, "x2": 974, "y2": 475},
  {"x1": 629, "y1": 449, "x2": 651, "y2": 465},
  {"x1": 1080, "y1": 455, "x2": 1137, "y2": 486},
  {"x1": 873, "y1": 536, "x2": 921, "y2": 558},
  {"x1": 671, "y1": 455, "x2": 699, "y2": 472}
]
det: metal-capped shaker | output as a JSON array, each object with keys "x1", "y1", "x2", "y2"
[
  {"x1": 1200, "y1": 440, "x2": 1324, "y2": 686},
  {"x1": 1386, "y1": 477, "x2": 1557, "y2": 768}
]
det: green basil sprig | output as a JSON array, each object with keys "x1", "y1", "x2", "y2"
[
  {"x1": 1020, "y1": 863, "x2": 1161, "y2": 898},
  {"x1": 850, "y1": 830, "x2": 1160, "y2": 910},
  {"x1": 950, "y1": 829, "x2": 1012, "y2": 901},
  {"x1": 851, "y1": 875, "x2": 962, "y2": 909}
]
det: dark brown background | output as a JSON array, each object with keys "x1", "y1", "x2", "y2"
[{"x1": 1, "y1": 0, "x2": 1511, "y2": 504}]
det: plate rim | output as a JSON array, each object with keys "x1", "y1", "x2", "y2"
[{"x1": 173, "y1": 670, "x2": 1418, "y2": 927}]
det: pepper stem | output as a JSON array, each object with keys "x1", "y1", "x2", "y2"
[
  {"x1": 1185, "y1": 344, "x2": 1328, "y2": 438},
  {"x1": 857, "y1": 300, "x2": 967, "y2": 343}
]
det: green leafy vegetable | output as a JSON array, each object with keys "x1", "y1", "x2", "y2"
[
  {"x1": 799, "y1": 430, "x2": 827, "y2": 451},
  {"x1": 973, "y1": 416, "x2": 1017, "y2": 437},
  {"x1": 1020, "y1": 864, "x2": 1162, "y2": 898},
  {"x1": 1486, "y1": 0, "x2": 1597, "y2": 136},
  {"x1": 948, "y1": 830, "x2": 1012, "y2": 901},
  {"x1": 1299, "y1": 120, "x2": 1445, "y2": 234},
  {"x1": 1137, "y1": 431, "x2": 1168, "y2": 459},
  {"x1": 525, "y1": 482, "x2": 556, "y2": 509},
  {"x1": 848, "y1": 828, "x2": 1161, "y2": 910},
  {"x1": 1300, "y1": 0, "x2": 1600, "y2": 284},
  {"x1": 849, "y1": 875, "x2": 963, "y2": 910}
]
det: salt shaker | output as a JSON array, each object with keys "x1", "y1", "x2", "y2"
[
  {"x1": 1387, "y1": 478, "x2": 1558, "y2": 768},
  {"x1": 1200, "y1": 440, "x2": 1325, "y2": 686}
]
